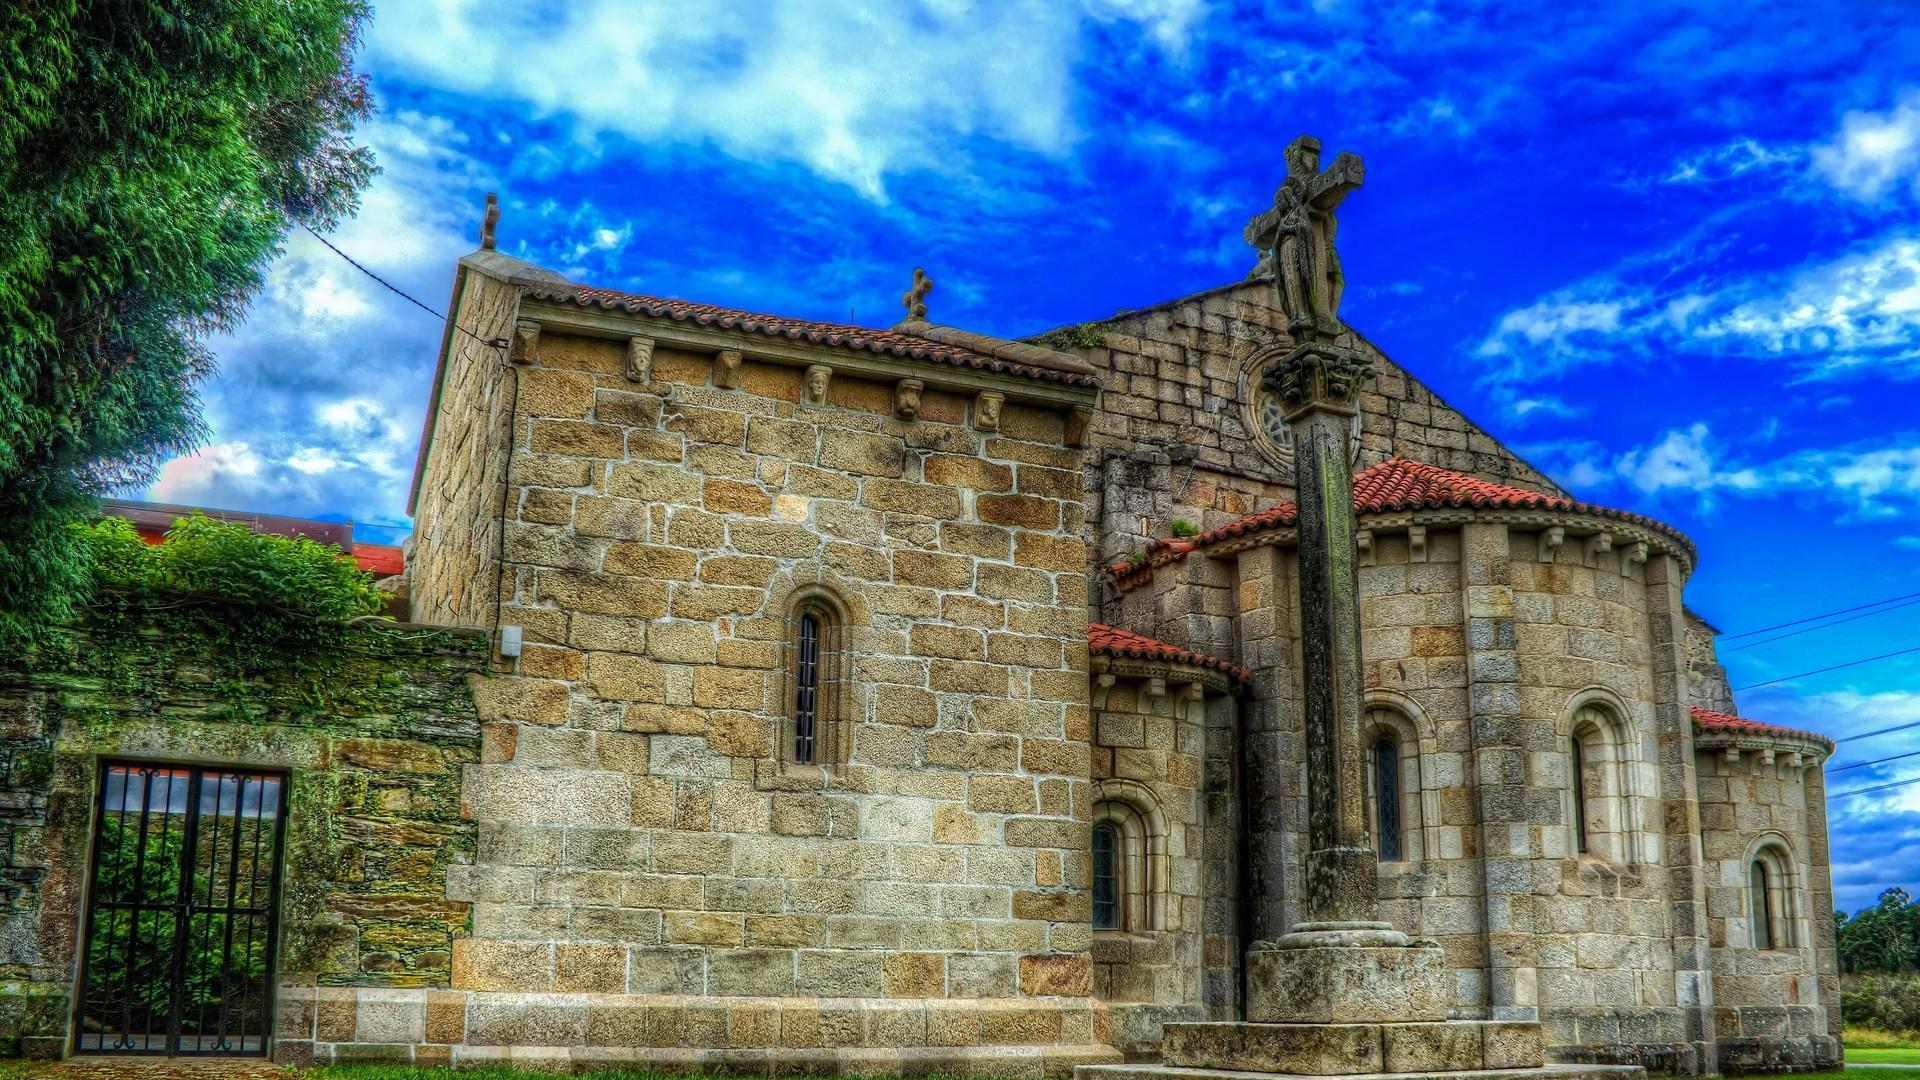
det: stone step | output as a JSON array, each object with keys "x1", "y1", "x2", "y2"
[
  {"x1": 1077, "y1": 1064, "x2": 1648, "y2": 1080},
  {"x1": 1164, "y1": 1020, "x2": 1544, "y2": 1075}
]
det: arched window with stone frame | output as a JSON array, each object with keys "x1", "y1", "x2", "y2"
[
  {"x1": 1090, "y1": 782, "x2": 1169, "y2": 933},
  {"x1": 1362, "y1": 705, "x2": 1425, "y2": 864},
  {"x1": 1564, "y1": 696, "x2": 1641, "y2": 865},
  {"x1": 1746, "y1": 837, "x2": 1800, "y2": 951},
  {"x1": 784, "y1": 586, "x2": 850, "y2": 768}
]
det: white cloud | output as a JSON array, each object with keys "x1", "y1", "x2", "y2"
[
  {"x1": 1474, "y1": 232, "x2": 1920, "y2": 409},
  {"x1": 1536, "y1": 424, "x2": 1920, "y2": 520},
  {"x1": 1812, "y1": 90, "x2": 1920, "y2": 201},
  {"x1": 1896, "y1": 535, "x2": 1920, "y2": 550},
  {"x1": 1662, "y1": 137, "x2": 1800, "y2": 186},
  {"x1": 368, "y1": 1, "x2": 1200, "y2": 201},
  {"x1": 151, "y1": 443, "x2": 266, "y2": 505}
]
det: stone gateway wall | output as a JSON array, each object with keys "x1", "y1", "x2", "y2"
[{"x1": 0, "y1": 610, "x2": 485, "y2": 1059}]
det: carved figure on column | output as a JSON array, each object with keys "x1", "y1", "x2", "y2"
[{"x1": 1245, "y1": 135, "x2": 1365, "y2": 342}]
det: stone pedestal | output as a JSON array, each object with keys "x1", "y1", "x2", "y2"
[
  {"x1": 1247, "y1": 937, "x2": 1449, "y2": 1024},
  {"x1": 1162, "y1": 1019, "x2": 1543, "y2": 1075}
]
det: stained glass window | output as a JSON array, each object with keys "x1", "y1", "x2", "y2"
[{"x1": 1092, "y1": 823, "x2": 1119, "y2": 929}]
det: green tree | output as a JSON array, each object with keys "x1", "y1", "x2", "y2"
[
  {"x1": 0, "y1": 0, "x2": 376, "y2": 642},
  {"x1": 1839, "y1": 888, "x2": 1920, "y2": 974}
]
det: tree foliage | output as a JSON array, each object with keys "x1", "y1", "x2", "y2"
[
  {"x1": 0, "y1": 0, "x2": 376, "y2": 644},
  {"x1": 1839, "y1": 888, "x2": 1920, "y2": 975},
  {"x1": 83, "y1": 514, "x2": 385, "y2": 621}
]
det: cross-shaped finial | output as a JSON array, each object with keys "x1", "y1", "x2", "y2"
[
  {"x1": 902, "y1": 267, "x2": 933, "y2": 321},
  {"x1": 480, "y1": 192, "x2": 500, "y2": 250}
]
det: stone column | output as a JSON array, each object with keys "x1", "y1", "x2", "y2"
[
  {"x1": 1242, "y1": 339, "x2": 1449, "y2": 1024},
  {"x1": 1644, "y1": 552, "x2": 1717, "y2": 1075},
  {"x1": 1281, "y1": 357, "x2": 1379, "y2": 928},
  {"x1": 1459, "y1": 521, "x2": 1537, "y2": 1021}
]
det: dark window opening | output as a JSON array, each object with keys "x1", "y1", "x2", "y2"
[
  {"x1": 1572, "y1": 738, "x2": 1590, "y2": 854},
  {"x1": 1373, "y1": 738, "x2": 1403, "y2": 862},
  {"x1": 794, "y1": 612, "x2": 820, "y2": 765},
  {"x1": 1751, "y1": 860, "x2": 1775, "y2": 949},
  {"x1": 1092, "y1": 823, "x2": 1118, "y2": 929}
]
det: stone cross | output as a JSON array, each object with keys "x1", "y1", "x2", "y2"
[
  {"x1": 1254, "y1": 137, "x2": 1390, "y2": 944},
  {"x1": 1244, "y1": 136, "x2": 1365, "y2": 342},
  {"x1": 901, "y1": 267, "x2": 933, "y2": 322},
  {"x1": 480, "y1": 192, "x2": 500, "y2": 251}
]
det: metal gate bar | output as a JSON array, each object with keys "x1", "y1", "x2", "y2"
[{"x1": 74, "y1": 762, "x2": 287, "y2": 1057}]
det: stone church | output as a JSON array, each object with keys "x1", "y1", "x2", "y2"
[{"x1": 0, "y1": 151, "x2": 1840, "y2": 1072}]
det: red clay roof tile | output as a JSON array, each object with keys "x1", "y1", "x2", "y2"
[
  {"x1": 1088, "y1": 622, "x2": 1249, "y2": 682},
  {"x1": 1109, "y1": 458, "x2": 1691, "y2": 579},
  {"x1": 523, "y1": 284, "x2": 1102, "y2": 388},
  {"x1": 1690, "y1": 706, "x2": 1833, "y2": 749}
]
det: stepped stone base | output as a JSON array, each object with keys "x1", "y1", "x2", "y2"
[
  {"x1": 1163, "y1": 1020, "x2": 1543, "y2": 1076},
  {"x1": 1077, "y1": 1064, "x2": 1647, "y2": 1080},
  {"x1": 273, "y1": 987, "x2": 1122, "y2": 1076},
  {"x1": 1246, "y1": 940, "x2": 1450, "y2": 1024}
]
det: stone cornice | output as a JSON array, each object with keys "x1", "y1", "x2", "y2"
[
  {"x1": 1111, "y1": 505, "x2": 1696, "y2": 593},
  {"x1": 519, "y1": 297, "x2": 1100, "y2": 409},
  {"x1": 1091, "y1": 653, "x2": 1236, "y2": 695},
  {"x1": 1693, "y1": 727, "x2": 1832, "y2": 767}
]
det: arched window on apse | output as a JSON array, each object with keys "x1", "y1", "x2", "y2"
[
  {"x1": 1568, "y1": 702, "x2": 1635, "y2": 864},
  {"x1": 1749, "y1": 842, "x2": 1798, "y2": 950},
  {"x1": 1091, "y1": 789, "x2": 1167, "y2": 933},
  {"x1": 1363, "y1": 706, "x2": 1423, "y2": 864}
]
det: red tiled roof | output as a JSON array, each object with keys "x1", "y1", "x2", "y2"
[
  {"x1": 1088, "y1": 622, "x2": 1249, "y2": 682},
  {"x1": 522, "y1": 284, "x2": 1102, "y2": 388},
  {"x1": 1690, "y1": 706, "x2": 1834, "y2": 749},
  {"x1": 1109, "y1": 458, "x2": 1692, "y2": 579}
]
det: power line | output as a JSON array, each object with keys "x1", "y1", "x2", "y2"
[
  {"x1": 1831, "y1": 748, "x2": 1920, "y2": 773},
  {"x1": 1836, "y1": 719, "x2": 1920, "y2": 745},
  {"x1": 299, "y1": 223, "x2": 509, "y2": 353},
  {"x1": 1720, "y1": 589, "x2": 1920, "y2": 641},
  {"x1": 1726, "y1": 595, "x2": 1920, "y2": 653},
  {"x1": 1732, "y1": 644, "x2": 1920, "y2": 693},
  {"x1": 1831, "y1": 774, "x2": 1920, "y2": 800}
]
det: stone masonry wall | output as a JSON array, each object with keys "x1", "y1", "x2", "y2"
[
  {"x1": 1088, "y1": 671, "x2": 1221, "y2": 1058},
  {"x1": 1696, "y1": 751, "x2": 1838, "y2": 1071},
  {"x1": 1053, "y1": 280, "x2": 1565, "y2": 569},
  {"x1": 0, "y1": 613, "x2": 485, "y2": 1059},
  {"x1": 393, "y1": 290, "x2": 1116, "y2": 1070},
  {"x1": 408, "y1": 260, "x2": 528, "y2": 629}
]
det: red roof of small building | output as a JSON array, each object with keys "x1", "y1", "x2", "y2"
[
  {"x1": 1088, "y1": 622, "x2": 1250, "y2": 682},
  {"x1": 522, "y1": 283, "x2": 1103, "y2": 388},
  {"x1": 1111, "y1": 458, "x2": 1691, "y2": 579},
  {"x1": 1690, "y1": 706, "x2": 1834, "y2": 749},
  {"x1": 101, "y1": 500, "x2": 404, "y2": 577}
]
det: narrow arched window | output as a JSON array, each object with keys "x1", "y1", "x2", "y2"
[
  {"x1": 1373, "y1": 738, "x2": 1402, "y2": 862},
  {"x1": 794, "y1": 612, "x2": 820, "y2": 764},
  {"x1": 1750, "y1": 860, "x2": 1774, "y2": 949},
  {"x1": 786, "y1": 591, "x2": 848, "y2": 767},
  {"x1": 1571, "y1": 737, "x2": 1589, "y2": 854},
  {"x1": 1092, "y1": 823, "x2": 1120, "y2": 929}
]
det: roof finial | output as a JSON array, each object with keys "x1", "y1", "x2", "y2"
[
  {"x1": 901, "y1": 267, "x2": 933, "y2": 322},
  {"x1": 480, "y1": 192, "x2": 500, "y2": 250}
]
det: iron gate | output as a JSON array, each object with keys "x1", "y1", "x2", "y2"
[{"x1": 74, "y1": 762, "x2": 287, "y2": 1056}]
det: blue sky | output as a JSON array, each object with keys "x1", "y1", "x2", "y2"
[{"x1": 147, "y1": 1, "x2": 1920, "y2": 912}]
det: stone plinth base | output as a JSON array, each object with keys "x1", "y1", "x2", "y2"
[
  {"x1": 1164, "y1": 1020, "x2": 1542, "y2": 1076},
  {"x1": 272, "y1": 986, "x2": 1122, "y2": 1077},
  {"x1": 1247, "y1": 940, "x2": 1449, "y2": 1023},
  {"x1": 1077, "y1": 1063, "x2": 1646, "y2": 1080}
]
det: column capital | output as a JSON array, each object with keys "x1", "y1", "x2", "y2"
[{"x1": 1261, "y1": 341, "x2": 1374, "y2": 419}]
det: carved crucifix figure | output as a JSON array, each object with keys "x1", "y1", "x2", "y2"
[{"x1": 1245, "y1": 135, "x2": 1365, "y2": 341}]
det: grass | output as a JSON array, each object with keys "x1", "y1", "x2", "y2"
[
  {"x1": 1852, "y1": 1048, "x2": 1920, "y2": 1064},
  {"x1": 309, "y1": 1070, "x2": 997, "y2": 1080},
  {"x1": 1850, "y1": 1026, "x2": 1920, "y2": 1050}
]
